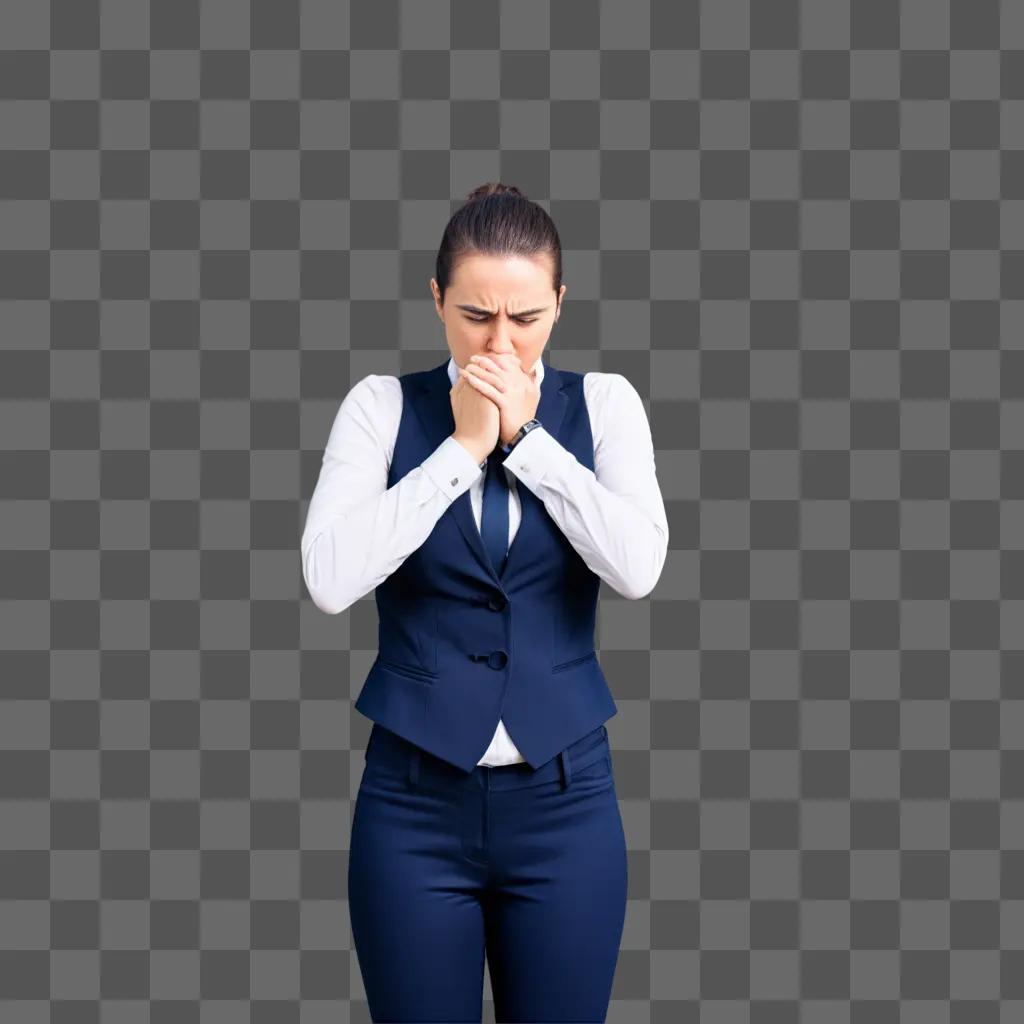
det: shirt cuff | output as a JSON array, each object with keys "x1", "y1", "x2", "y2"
[
  {"x1": 422, "y1": 435, "x2": 486, "y2": 502},
  {"x1": 500, "y1": 426, "x2": 571, "y2": 491}
]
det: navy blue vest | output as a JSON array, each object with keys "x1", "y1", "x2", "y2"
[{"x1": 353, "y1": 357, "x2": 618, "y2": 773}]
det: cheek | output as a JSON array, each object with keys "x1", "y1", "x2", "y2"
[
  {"x1": 520, "y1": 336, "x2": 545, "y2": 361},
  {"x1": 445, "y1": 322, "x2": 474, "y2": 355}
]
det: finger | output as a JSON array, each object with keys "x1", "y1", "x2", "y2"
[
  {"x1": 465, "y1": 363, "x2": 506, "y2": 390},
  {"x1": 461, "y1": 369, "x2": 503, "y2": 402},
  {"x1": 470, "y1": 354, "x2": 508, "y2": 376}
]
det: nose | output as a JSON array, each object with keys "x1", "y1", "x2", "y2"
[{"x1": 486, "y1": 323, "x2": 516, "y2": 353}]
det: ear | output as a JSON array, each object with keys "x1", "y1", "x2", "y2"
[{"x1": 429, "y1": 279, "x2": 445, "y2": 320}]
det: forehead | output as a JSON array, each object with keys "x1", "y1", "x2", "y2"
[{"x1": 449, "y1": 252, "x2": 553, "y2": 299}]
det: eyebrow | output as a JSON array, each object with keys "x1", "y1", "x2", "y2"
[{"x1": 455, "y1": 304, "x2": 550, "y2": 317}]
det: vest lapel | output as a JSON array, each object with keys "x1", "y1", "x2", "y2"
[{"x1": 408, "y1": 357, "x2": 570, "y2": 586}]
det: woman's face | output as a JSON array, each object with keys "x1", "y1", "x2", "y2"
[{"x1": 431, "y1": 252, "x2": 565, "y2": 378}]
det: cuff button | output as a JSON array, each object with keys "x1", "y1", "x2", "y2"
[{"x1": 450, "y1": 477, "x2": 458, "y2": 485}]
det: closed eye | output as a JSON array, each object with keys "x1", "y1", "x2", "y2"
[{"x1": 466, "y1": 315, "x2": 538, "y2": 324}]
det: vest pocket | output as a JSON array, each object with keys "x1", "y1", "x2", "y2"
[
  {"x1": 376, "y1": 658, "x2": 438, "y2": 684},
  {"x1": 551, "y1": 651, "x2": 597, "y2": 673}
]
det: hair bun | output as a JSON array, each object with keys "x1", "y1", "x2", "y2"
[
  {"x1": 435, "y1": 180, "x2": 561, "y2": 303},
  {"x1": 465, "y1": 182, "x2": 526, "y2": 202}
]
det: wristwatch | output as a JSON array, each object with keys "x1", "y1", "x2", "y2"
[{"x1": 502, "y1": 417, "x2": 542, "y2": 453}]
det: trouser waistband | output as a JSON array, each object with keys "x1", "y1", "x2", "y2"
[{"x1": 364, "y1": 723, "x2": 611, "y2": 792}]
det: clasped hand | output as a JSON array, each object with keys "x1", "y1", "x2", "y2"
[{"x1": 458, "y1": 353, "x2": 541, "y2": 447}]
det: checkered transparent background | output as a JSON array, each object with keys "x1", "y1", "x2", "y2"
[{"x1": 3, "y1": 0, "x2": 1024, "y2": 1021}]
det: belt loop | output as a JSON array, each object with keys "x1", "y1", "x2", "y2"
[
  {"x1": 558, "y1": 748, "x2": 572, "y2": 790},
  {"x1": 407, "y1": 746, "x2": 421, "y2": 788}
]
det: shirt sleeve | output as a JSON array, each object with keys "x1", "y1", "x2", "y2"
[
  {"x1": 501, "y1": 372, "x2": 669, "y2": 600},
  {"x1": 300, "y1": 375, "x2": 485, "y2": 615}
]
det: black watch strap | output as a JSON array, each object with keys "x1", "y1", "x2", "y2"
[{"x1": 503, "y1": 417, "x2": 542, "y2": 453}]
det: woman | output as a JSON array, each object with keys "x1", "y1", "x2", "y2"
[{"x1": 301, "y1": 183, "x2": 669, "y2": 1022}]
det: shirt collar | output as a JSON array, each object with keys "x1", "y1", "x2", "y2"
[{"x1": 447, "y1": 354, "x2": 544, "y2": 387}]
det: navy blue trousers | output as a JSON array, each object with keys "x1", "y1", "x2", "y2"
[{"x1": 348, "y1": 722, "x2": 628, "y2": 1023}]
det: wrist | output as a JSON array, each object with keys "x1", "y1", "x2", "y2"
[
  {"x1": 501, "y1": 417, "x2": 542, "y2": 451},
  {"x1": 451, "y1": 433, "x2": 490, "y2": 466}
]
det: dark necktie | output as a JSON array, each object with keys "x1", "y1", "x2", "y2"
[{"x1": 479, "y1": 447, "x2": 509, "y2": 575}]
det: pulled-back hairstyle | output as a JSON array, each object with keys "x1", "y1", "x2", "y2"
[{"x1": 434, "y1": 183, "x2": 562, "y2": 304}]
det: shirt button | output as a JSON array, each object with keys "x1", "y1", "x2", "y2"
[{"x1": 450, "y1": 477, "x2": 458, "y2": 485}]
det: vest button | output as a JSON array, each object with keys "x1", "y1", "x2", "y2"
[
  {"x1": 486, "y1": 595, "x2": 506, "y2": 611},
  {"x1": 487, "y1": 650, "x2": 508, "y2": 670}
]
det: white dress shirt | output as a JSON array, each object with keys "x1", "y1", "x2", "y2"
[{"x1": 301, "y1": 355, "x2": 669, "y2": 766}]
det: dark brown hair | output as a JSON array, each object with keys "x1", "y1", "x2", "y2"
[{"x1": 434, "y1": 182, "x2": 562, "y2": 305}]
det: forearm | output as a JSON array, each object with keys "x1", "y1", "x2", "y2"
[
  {"x1": 503, "y1": 427, "x2": 669, "y2": 600},
  {"x1": 301, "y1": 436, "x2": 484, "y2": 614}
]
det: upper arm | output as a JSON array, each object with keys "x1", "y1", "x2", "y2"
[
  {"x1": 300, "y1": 374, "x2": 402, "y2": 561},
  {"x1": 586, "y1": 372, "x2": 669, "y2": 535}
]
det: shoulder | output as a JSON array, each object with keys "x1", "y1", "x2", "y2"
[
  {"x1": 580, "y1": 371, "x2": 649, "y2": 449},
  {"x1": 581, "y1": 370, "x2": 645, "y2": 411},
  {"x1": 344, "y1": 372, "x2": 403, "y2": 404},
  {"x1": 581, "y1": 369, "x2": 635, "y2": 394},
  {"x1": 333, "y1": 372, "x2": 404, "y2": 421},
  {"x1": 324, "y1": 373, "x2": 403, "y2": 453}
]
